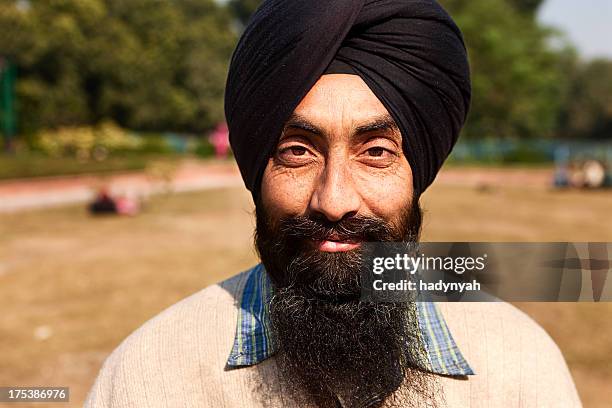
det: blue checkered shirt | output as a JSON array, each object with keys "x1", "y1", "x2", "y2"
[{"x1": 227, "y1": 264, "x2": 474, "y2": 376}]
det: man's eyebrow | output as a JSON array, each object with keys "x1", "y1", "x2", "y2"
[
  {"x1": 354, "y1": 114, "x2": 399, "y2": 135},
  {"x1": 282, "y1": 113, "x2": 324, "y2": 136},
  {"x1": 281, "y1": 113, "x2": 399, "y2": 138}
]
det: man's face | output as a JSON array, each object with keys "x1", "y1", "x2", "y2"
[
  {"x1": 254, "y1": 75, "x2": 430, "y2": 407},
  {"x1": 261, "y1": 74, "x2": 414, "y2": 241}
]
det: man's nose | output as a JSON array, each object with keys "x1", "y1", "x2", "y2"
[{"x1": 308, "y1": 157, "x2": 361, "y2": 222}]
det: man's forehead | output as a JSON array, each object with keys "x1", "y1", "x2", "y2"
[
  {"x1": 294, "y1": 74, "x2": 388, "y2": 116},
  {"x1": 282, "y1": 74, "x2": 400, "y2": 140}
]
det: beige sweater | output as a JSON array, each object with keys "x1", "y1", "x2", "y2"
[{"x1": 85, "y1": 271, "x2": 582, "y2": 407}]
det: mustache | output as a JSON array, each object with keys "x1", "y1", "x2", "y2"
[
  {"x1": 255, "y1": 201, "x2": 422, "y2": 292},
  {"x1": 277, "y1": 214, "x2": 398, "y2": 243}
]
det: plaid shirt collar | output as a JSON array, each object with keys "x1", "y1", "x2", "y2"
[{"x1": 227, "y1": 264, "x2": 474, "y2": 376}]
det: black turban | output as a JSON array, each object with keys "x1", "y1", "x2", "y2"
[{"x1": 225, "y1": 0, "x2": 471, "y2": 199}]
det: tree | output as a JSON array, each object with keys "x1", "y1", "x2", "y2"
[
  {"x1": 0, "y1": 0, "x2": 237, "y2": 133},
  {"x1": 507, "y1": 0, "x2": 544, "y2": 15},
  {"x1": 440, "y1": 0, "x2": 573, "y2": 139},
  {"x1": 559, "y1": 59, "x2": 612, "y2": 139},
  {"x1": 227, "y1": 0, "x2": 260, "y2": 27}
]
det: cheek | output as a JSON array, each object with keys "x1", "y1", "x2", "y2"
[
  {"x1": 353, "y1": 161, "x2": 413, "y2": 220},
  {"x1": 260, "y1": 160, "x2": 317, "y2": 216}
]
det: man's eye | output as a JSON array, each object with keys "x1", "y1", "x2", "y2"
[
  {"x1": 276, "y1": 145, "x2": 313, "y2": 164},
  {"x1": 367, "y1": 147, "x2": 386, "y2": 157},
  {"x1": 289, "y1": 146, "x2": 307, "y2": 156}
]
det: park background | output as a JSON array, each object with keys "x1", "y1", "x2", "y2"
[{"x1": 0, "y1": 0, "x2": 611, "y2": 406}]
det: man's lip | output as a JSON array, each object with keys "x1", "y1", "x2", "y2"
[{"x1": 317, "y1": 240, "x2": 361, "y2": 252}]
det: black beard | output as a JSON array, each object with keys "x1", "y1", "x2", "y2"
[{"x1": 254, "y1": 200, "x2": 435, "y2": 408}]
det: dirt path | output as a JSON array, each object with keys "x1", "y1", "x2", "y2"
[
  {"x1": 0, "y1": 162, "x2": 554, "y2": 213},
  {"x1": 0, "y1": 159, "x2": 243, "y2": 212}
]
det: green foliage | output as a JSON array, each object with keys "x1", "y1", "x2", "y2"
[
  {"x1": 227, "y1": 0, "x2": 260, "y2": 26},
  {"x1": 559, "y1": 59, "x2": 612, "y2": 139},
  {"x1": 194, "y1": 138, "x2": 215, "y2": 158},
  {"x1": 137, "y1": 134, "x2": 174, "y2": 154},
  {"x1": 440, "y1": 0, "x2": 573, "y2": 139},
  {"x1": 500, "y1": 144, "x2": 550, "y2": 163},
  {"x1": 34, "y1": 121, "x2": 142, "y2": 159},
  {"x1": 506, "y1": 0, "x2": 544, "y2": 15},
  {"x1": 0, "y1": 0, "x2": 236, "y2": 133}
]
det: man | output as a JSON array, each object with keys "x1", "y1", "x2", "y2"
[{"x1": 85, "y1": 1, "x2": 581, "y2": 407}]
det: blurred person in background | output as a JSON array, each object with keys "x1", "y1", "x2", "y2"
[
  {"x1": 209, "y1": 122, "x2": 231, "y2": 159},
  {"x1": 85, "y1": 1, "x2": 580, "y2": 407}
]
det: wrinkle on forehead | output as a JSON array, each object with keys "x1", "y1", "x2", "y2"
[{"x1": 291, "y1": 74, "x2": 396, "y2": 143}]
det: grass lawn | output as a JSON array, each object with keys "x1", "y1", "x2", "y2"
[{"x1": 0, "y1": 182, "x2": 611, "y2": 406}]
